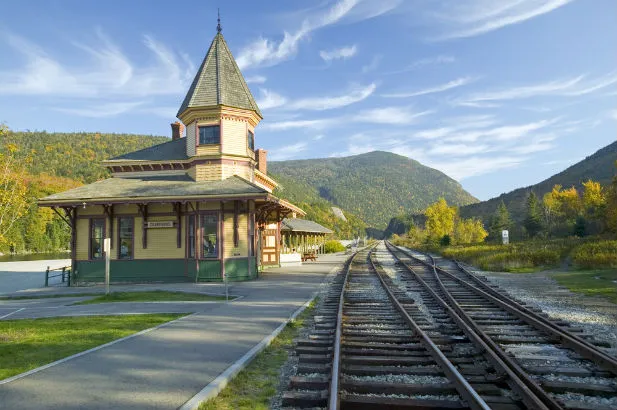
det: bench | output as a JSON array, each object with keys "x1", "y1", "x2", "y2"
[{"x1": 302, "y1": 252, "x2": 317, "y2": 262}]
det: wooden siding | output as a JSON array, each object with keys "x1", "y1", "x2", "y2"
[
  {"x1": 186, "y1": 121, "x2": 196, "y2": 157},
  {"x1": 113, "y1": 204, "x2": 139, "y2": 215},
  {"x1": 223, "y1": 210, "x2": 248, "y2": 258},
  {"x1": 221, "y1": 117, "x2": 247, "y2": 157},
  {"x1": 78, "y1": 205, "x2": 105, "y2": 216},
  {"x1": 134, "y1": 216, "x2": 185, "y2": 259},
  {"x1": 196, "y1": 144, "x2": 221, "y2": 156},
  {"x1": 76, "y1": 218, "x2": 90, "y2": 260},
  {"x1": 192, "y1": 162, "x2": 222, "y2": 181},
  {"x1": 222, "y1": 162, "x2": 251, "y2": 180}
]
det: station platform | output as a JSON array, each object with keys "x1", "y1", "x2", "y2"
[{"x1": 0, "y1": 253, "x2": 347, "y2": 410}]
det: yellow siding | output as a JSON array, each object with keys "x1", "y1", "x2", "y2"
[
  {"x1": 223, "y1": 213, "x2": 248, "y2": 258},
  {"x1": 221, "y1": 162, "x2": 252, "y2": 180},
  {"x1": 186, "y1": 122, "x2": 196, "y2": 157},
  {"x1": 193, "y1": 163, "x2": 222, "y2": 181},
  {"x1": 78, "y1": 205, "x2": 105, "y2": 216},
  {"x1": 147, "y1": 203, "x2": 173, "y2": 214},
  {"x1": 133, "y1": 216, "x2": 185, "y2": 259},
  {"x1": 114, "y1": 204, "x2": 138, "y2": 215},
  {"x1": 76, "y1": 218, "x2": 90, "y2": 260},
  {"x1": 222, "y1": 118, "x2": 247, "y2": 157},
  {"x1": 197, "y1": 145, "x2": 221, "y2": 156}
]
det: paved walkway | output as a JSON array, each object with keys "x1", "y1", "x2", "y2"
[
  {"x1": 0, "y1": 253, "x2": 347, "y2": 409},
  {"x1": 0, "y1": 259, "x2": 70, "y2": 294}
]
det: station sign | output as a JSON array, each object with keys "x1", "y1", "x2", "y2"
[
  {"x1": 147, "y1": 221, "x2": 175, "y2": 229},
  {"x1": 502, "y1": 230, "x2": 509, "y2": 245}
]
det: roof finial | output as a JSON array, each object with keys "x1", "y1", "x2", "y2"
[{"x1": 217, "y1": 9, "x2": 222, "y2": 33}]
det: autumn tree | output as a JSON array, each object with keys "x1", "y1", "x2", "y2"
[
  {"x1": 424, "y1": 198, "x2": 457, "y2": 242},
  {"x1": 489, "y1": 200, "x2": 511, "y2": 240},
  {"x1": 605, "y1": 161, "x2": 617, "y2": 233},
  {"x1": 454, "y1": 218, "x2": 488, "y2": 244},
  {"x1": 524, "y1": 191, "x2": 543, "y2": 238},
  {"x1": 0, "y1": 124, "x2": 31, "y2": 247}
]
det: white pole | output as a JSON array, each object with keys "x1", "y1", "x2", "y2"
[{"x1": 104, "y1": 238, "x2": 111, "y2": 295}]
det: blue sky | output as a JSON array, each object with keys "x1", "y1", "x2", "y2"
[{"x1": 0, "y1": 0, "x2": 615, "y2": 200}]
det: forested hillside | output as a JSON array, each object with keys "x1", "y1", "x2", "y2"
[
  {"x1": 272, "y1": 173, "x2": 367, "y2": 238},
  {"x1": 459, "y1": 141, "x2": 617, "y2": 223},
  {"x1": 4, "y1": 131, "x2": 169, "y2": 183},
  {"x1": 1, "y1": 130, "x2": 369, "y2": 251},
  {"x1": 385, "y1": 140, "x2": 617, "y2": 238},
  {"x1": 0, "y1": 130, "x2": 169, "y2": 252},
  {"x1": 270, "y1": 151, "x2": 478, "y2": 229}
]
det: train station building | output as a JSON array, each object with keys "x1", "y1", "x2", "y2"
[{"x1": 38, "y1": 27, "x2": 308, "y2": 283}]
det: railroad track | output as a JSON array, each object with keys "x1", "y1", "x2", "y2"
[
  {"x1": 281, "y1": 242, "x2": 617, "y2": 409},
  {"x1": 386, "y1": 242, "x2": 617, "y2": 410}
]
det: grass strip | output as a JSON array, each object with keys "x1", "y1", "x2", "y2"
[
  {"x1": 198, "y1": 298, "x2": 318, "y2": 410},
  {"x1": 0, "y1": 313, "x2": 185, "y2": 380},
  {"x1": 0, "y1": 293, "x2": 101, "y2": 300},
  {"x1": 73, "y1": 290, "x2": 230, "y2": 305},
  {"x1": 551, "y1": 269, "x2": 617, "y2": 304}
]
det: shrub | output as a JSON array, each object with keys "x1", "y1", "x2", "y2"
[
  {"x1": 571, "y1": 240, "x2": 617, "y2": 269},
  {"x1": 324, "y1": 240, "x2": 346, "y2": 253}
]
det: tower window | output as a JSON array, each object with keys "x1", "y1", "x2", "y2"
[
  {"x1": 199, "y1": 125, "x2": 220, "y2": 145},
  {"x1": 248, "y1": 130, "x2": 254, "y2": 151}
]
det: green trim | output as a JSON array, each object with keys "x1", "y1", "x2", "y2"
[{"x1": 74, "y1": 257, "x2": 258, "y2": 284}]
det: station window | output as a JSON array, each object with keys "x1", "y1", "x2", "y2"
[
  {"x1": 118, "y1": 217, "x2": 133, "y2": 259},
  {"x1": 199, "y1": 125, "x2": 220, "y2": 145},
  {"x1": 248, "y1": 130, "x2": 254, "y2": 151},
  {"x1": 188, "y1": 215, "x2": 196, "y2": 258},
  {"x1": 90, "y1": 218, "x2": 105, "y2": 260},
  {"x1": 201, "y1": 214, "x2": 219, "y2": 258}
]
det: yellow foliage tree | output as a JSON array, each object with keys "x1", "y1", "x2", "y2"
[
  {"x1": 424, "y1": 198, "x2": 457, "y2": 240},
  {"x1": 0, "y1": 124, "x2": 31, "y2": 247}
]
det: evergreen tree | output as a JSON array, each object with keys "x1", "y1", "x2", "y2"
[
  {"x1": 489, "y1": 200, "x2": 511, "y2": 240},
  {"x1": 524, "y1": 191, "x2": 543, "y2": 238}
]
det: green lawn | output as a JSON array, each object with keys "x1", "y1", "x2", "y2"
[
  {"x1": 551, "y1": 269, "x2": 617, "y2": 304},
  {"x1": 0, "y1": 314, "x2": 184, "y2": 380},
  {"x1": 0, "y1": 293, "x2": 101, "y2": 300},
  {"x1": 73, "y1": 291, "x2": 230, "y2": 305},
  {"x1": 199, "y1": 298, "x2": 318, "y2": 410}
]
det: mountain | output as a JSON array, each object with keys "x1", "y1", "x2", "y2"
[
  {"x1": 270, "y1": 151, "x2": 478, "y2": 229},
  {"x1": 459, "y1": 140, "x2": 617, "y2": 224}
]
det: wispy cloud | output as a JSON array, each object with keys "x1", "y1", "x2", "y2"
[
  {"x1": 246, "y1": 75, "x2": 267, "y2": 84},
  {"x1": 383, "y1": 76, "x2": 475, "y2": 98},
  {"x1": 288, "y1": 83, "x2": 376, "y2": 110},
  {"x1": 320, "y1": 45, "x2": 357, "y2": 61},
  {"x1": 427, "y1": 0, "x2": 575, "y2": 40},
  {"x1": 383, "y1": 55, "x2": 455, "y2": 75},
  {"x1": 0, "y1": 30, "x2": 192, "y2": 98},
  {"x1": 353, "y1": 106, "x2": 432, "y2": 125},
  {"x1": 54, "y1": 101, "x2": 145, "y2": 117},
  {"x1": 236, "y1": 0, "x2": 396, "y2": 69},
  {"x1": 261, "y1": 118, "x2": 336, "y2": 131},
  {"x1": 257, "y1": 88, "x2": 287, "y2": 110},
  {"x1": 457, "y1": 72, "x2": 617, "y2": 105},
  {"x1": 362, "y1": 54, "x2": 382, "y2": 73},
  {"x1": 268, "y1": 142, "x2": 309, "y2": 160}
]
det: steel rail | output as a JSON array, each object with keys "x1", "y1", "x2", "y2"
[
  {"x1": 328, "y1": 247, "x2": 366, "y2": 410},
  {"x1": 385, "y1": 241, "x2": 556, "y2": 410},
  {"x1": 367, "y1": 249, "x2": 492, "y2": 410},
  {"x1": 450, "y1": 259, "x2": 617, "y2": 375}
]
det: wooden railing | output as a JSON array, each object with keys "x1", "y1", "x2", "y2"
[{"x1": 45, "y1": 265, "x2": 71, "y2": 287}]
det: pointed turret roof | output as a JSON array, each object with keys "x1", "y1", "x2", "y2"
[{"x1": 177, "y1": 32, "x2": 262, "y2": 118}]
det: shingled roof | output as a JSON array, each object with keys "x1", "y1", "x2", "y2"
[
  {"x1": 281, "y1": 218, "x2": 333, "y2": 234},
  {"x1": 108, "y1": 137, "x2": 188, "y2": 162},
  {"x1": 177, "y1": 33, "x2": 262, "y2": 118},
  {"x1": 39, "y1": 175, "x2": 268, "y2": 204}
]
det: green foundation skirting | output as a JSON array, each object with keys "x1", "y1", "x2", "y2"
[{"x1": 73, "y1": 257, "x2": 258, "y2": 284}]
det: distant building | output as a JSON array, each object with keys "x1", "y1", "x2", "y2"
[{"x1": 38, "y1": 22, "x2": 305, "y2": 283}]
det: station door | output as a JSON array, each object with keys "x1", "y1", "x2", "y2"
[{"x1": 261, "y1": 228, "x2": 278, "y2": 265}]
